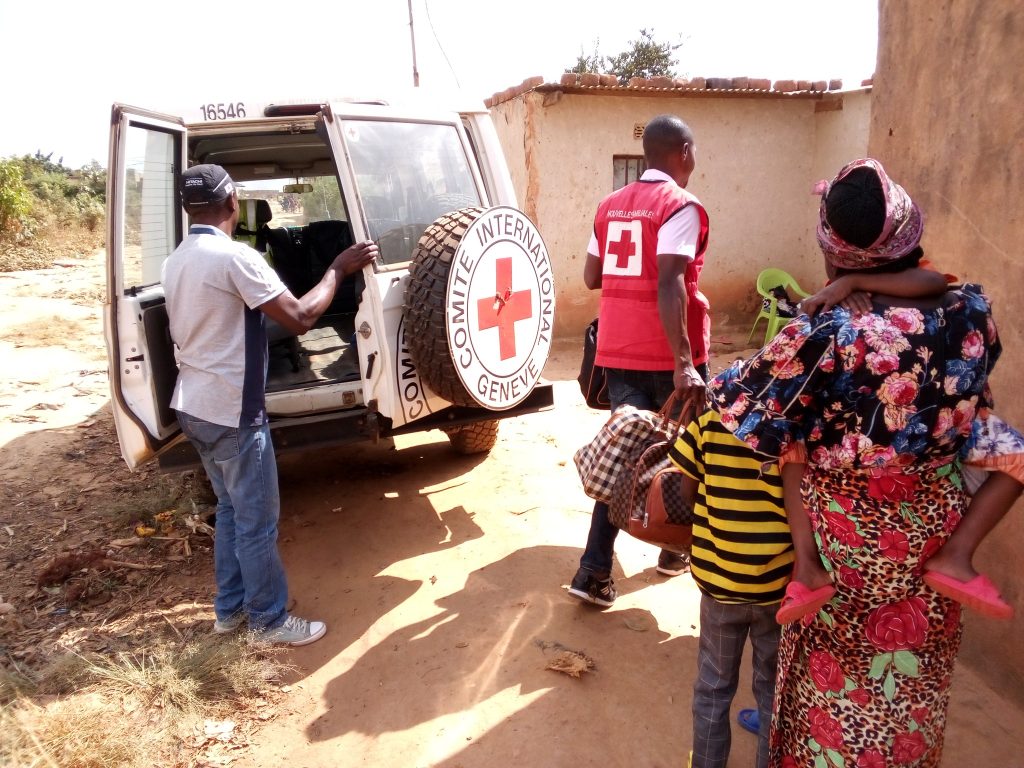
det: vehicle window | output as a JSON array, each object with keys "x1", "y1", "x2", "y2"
[
  {"x1": 236, "y1": 176, "x2": 348, "y2": 227},
  {"x1": 123, "y1": 125, "x2": 179, "y2": 288},
  {"x1": 342, "y1": 120, "x2": 482, "y2": 265}
]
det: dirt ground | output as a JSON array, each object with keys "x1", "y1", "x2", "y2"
[{"x1": 2, "y1": 249, "x2": 1023, "y2": 767}]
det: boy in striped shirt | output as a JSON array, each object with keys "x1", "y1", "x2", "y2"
[{"x1": 669, "y1": 408, "x2": 793, "y2": 768}]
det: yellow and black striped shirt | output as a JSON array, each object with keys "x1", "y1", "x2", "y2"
[{"x1": 669, "y1": 409, "x2": 793, "y2": 605}]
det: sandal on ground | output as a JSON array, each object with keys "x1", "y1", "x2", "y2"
[
  {"x1": 775, "y1": 581, "x2": 836, "y2": 625},
  {"x1": 737, "y1": 708, "x2": 760, "y2": 735},
  {"x1": 923, "y1": 571, "x2": 1013, "y2": 619}
]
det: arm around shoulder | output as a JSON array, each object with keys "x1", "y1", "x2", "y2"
[{"x1": 857, "y1": 268, "x2": 948, "y2": 298}]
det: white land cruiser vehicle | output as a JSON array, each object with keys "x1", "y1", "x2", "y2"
[{"x1": 104, "y1": 96, "x2": 555, "y2": 471}]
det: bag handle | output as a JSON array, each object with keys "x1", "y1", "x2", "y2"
[
  {"x1": 656, "y1": 389, "x2": 688, "y2": 443},
  {"x1": 658, "y1": 376, "x2": 711, "y2": 440}
]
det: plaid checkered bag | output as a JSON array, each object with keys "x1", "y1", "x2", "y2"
[
  {"x1": 609, "y1": 440, "x2": 694, "y2": 551},
  {"x1": 572, "y1": 390, "x2": 692, "y2": 550},
  {"x1": 573, "y1": 405, "x2": 664, "y2": 503}
]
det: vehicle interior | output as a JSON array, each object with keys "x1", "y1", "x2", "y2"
[
  {"x1": 184, "y1": 117, "x2": 483, "y2": 395},
  {"x1": 189, "y1": 124, "x2": 362, "y2": 393}
]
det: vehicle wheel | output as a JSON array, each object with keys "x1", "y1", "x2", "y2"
[
  {"x1": 445, "y1": 420, "x2": 499, "y2": 455},
  {"x1": 404, "y1": 207, "x2": 487, "y2": 406}
]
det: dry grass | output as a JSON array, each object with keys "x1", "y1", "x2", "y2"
[
  {"x1": 83, "y1": 639, "x2": 280, "y2": 708},
  {"x1": 0, "y1": 636, "x2": 286, "y2": 767},
  {"x1": 1, "y1": 695, "x2": 146, "y2": 768},
  {"x1": 8, "y1": 315, "x2": 91, "y2": 348},
  {"x1": 0, "y1": 248, "x2": 55, "y2": 272},
  {"x1": 0, "y1": 223, "x2": 103, "y2": 273},
  {"x1": 94, "y1": 471, "x2": 214, "y2": 530},
  {"x1": 53, "y1": 285, "x2": 105, "y2": 306}
]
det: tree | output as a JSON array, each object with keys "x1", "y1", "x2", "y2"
[
  {"x1": 604, "y1": 29, "x2": 681, "y2": 85},
  {"x1": 568, "y1": 41, "x2": 603, "y2": 75},
  {"x1": 567, "y1": 29, "x2": 682, "y2": 85},
  {"x1": 300, "y1": 176, "x2": 342, "y2": 221}
]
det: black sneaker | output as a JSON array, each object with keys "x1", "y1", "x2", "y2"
[
  {"x1": 657, "y1": 550, "x2": 691, "y2": 576},
  {"x1": 568, "y1": 568, "x2": 617, "y2": 607}
]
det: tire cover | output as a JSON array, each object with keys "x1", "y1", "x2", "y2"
[{"x1": 404, "y1": 206, "x2": 555, "y2": 410}]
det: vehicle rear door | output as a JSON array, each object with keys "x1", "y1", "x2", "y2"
[
  {"x1": 320, "y1": 103, "x2": 489, "y2": 427},
  {"x1": 104, "y1": 105, "x2": 187, "y2": 469}
]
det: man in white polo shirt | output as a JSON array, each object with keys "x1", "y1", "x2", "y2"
[{"x1": 163, "y1": 164, "x2": 377, "y2": 645}]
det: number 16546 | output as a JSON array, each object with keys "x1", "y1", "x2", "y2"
[{"x1": 199, "y1": 103, "x2": 247, "y2": 120}]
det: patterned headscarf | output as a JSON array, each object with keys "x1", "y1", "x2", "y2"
[{"x1": 815, "y1": 158, "x2": 923, "y2": 270}]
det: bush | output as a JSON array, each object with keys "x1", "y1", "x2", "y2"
[
  {"x1": 0, "y1": 153, "x2": 107, "y2": 271},
  {"x1": 0, "y1": 160, "x2": 32, "y2": 237}
]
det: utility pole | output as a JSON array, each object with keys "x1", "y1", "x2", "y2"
[{"x1": 408, "y1": 0, "x2": 420, "y2": 87}]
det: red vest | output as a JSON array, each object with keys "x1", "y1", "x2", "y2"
[{"x1": 593, "y1": 179, "x2": 710, "y2": 370}]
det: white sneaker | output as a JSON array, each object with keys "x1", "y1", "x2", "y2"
[
  {"x1": 253, "y1": 615, "x2": 326, "y2": 646},
  {"x1": 213, "y1": 612, "x2": 246, "y2": 634}
]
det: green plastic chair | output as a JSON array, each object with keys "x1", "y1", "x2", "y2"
[{"x1": 747, "y1": 268, "x2": 811, "y2": 346}]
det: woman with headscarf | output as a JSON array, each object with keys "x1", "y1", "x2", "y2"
[{"x1": 709, "y1": 158, "x2": 1021, "y2": 766}]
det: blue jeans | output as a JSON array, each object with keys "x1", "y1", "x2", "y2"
[
  {"x1": 692, "y1": 594, "x2": 779, "y2": 768},
  {"x1": 578, "y1": 366, "x2": 704, "y2": 576},
  {"x1": 178, "y1": 412, "x2": 288, "y2": 631}
]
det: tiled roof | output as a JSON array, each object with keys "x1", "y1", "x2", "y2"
[{"x1": 485, "y1": 74, "x2": 872, "y2": 108}]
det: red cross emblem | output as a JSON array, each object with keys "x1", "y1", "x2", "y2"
[
  {"x1": 607, "y1": 227, "x2": 636, "y2": 269},
  {"x1": 477, "y1": 257, "x2": 533, "y2": 361}
]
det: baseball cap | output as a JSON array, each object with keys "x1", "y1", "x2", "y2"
[{"x1": 180, "y1": 164, "x2": 235, "y2": 206}]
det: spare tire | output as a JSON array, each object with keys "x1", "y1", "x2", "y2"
[{"x1": 404, "y1": 206, "x2": 555, "y2": 410}]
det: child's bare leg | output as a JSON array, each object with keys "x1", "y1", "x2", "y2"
[
  {"x1": 923, "y1": 472, "x2": 1022, "y2": 582},
  {"x1": 783, "y1": 462, "x2": 831, "y2": 589}
]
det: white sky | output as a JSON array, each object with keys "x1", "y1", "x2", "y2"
[{"x1": 0, "y1": 0, "x2": 877, "y2": 168}]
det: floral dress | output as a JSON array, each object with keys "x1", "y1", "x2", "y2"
[{"x1": 710, "y1": 284, "x2": 1000, "y2": 768}]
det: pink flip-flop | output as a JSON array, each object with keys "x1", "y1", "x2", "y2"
[
  {"x1": 923, "y1": 571, "x2": 1013, "y2": 619},
  {"x1": 775, "y1": 581, "x2": 836, "y2": 625}
]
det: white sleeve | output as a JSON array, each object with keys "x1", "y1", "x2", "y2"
[
  {"x1": 656, "y1": 205, "x2": 701, "y2": 261},
  {"x1": 587, "y1": 232, "x2": 599, "y2": 257},
  {"x1": 230, "y1": 246, "x2": 287, "y2": 309}
]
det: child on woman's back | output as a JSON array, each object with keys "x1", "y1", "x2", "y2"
[{"x1": 771, "y1": 270, "x2": 1022, "y2": 622}]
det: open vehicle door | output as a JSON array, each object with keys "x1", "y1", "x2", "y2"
[
  {"x1": 103, "y1": 105, "x2": 187, "y2": 469},
  {"x1": 321, "y1": 102, "x2": 554, "y2": 430},
  {"x1": 319, "y1": 103, "x2": 490, "y2": 429}
]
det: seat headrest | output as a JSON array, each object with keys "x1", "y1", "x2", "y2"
[
  {"x1": 254, "y1": 199, "x2": 272, "y2": 226},
  {"x1": 238, "y1": 199, "x2": 273, "y2": 228}
]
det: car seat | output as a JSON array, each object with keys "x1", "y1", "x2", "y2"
[
  {"x1": 307, "y1": 220, "x2": 359, "y2": 315},
  {"x1": 266, "y1": 220, "x2": 360, "y2": 317},
  {"x1": 234, "y1": 199, "x2": 273, "y2": 254},
  {"x1": 235, "y1": 202, "x2": 301, "y2": 370},
  {"x1": 265, "y1": 225, "x2": 313, "y2": 297}
]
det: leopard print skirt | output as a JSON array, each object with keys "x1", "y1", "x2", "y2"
[{"x1": 769, "y1": 464, "x2": 965, "y2": 768}]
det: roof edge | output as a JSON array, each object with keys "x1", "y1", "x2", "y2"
[{"x1": 485, "y1": 74, "x2": 873, "y2": 108}]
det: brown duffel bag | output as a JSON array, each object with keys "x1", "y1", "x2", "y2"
[{"x1": 607, "y1": 393, "x2": 694, "y2": 551}]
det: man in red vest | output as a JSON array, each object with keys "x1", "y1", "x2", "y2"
[{"x1": 569, "y1": 114, "x2": 710, "y2": 607}]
